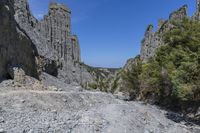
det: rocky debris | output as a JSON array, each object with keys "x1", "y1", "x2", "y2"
[
  {"x1": 0, "y1": 83, "x2": 199, "y2": 133},
  {"x1": 0, "y1": 117, "x2": 5, "y2": 123},
  {"x1": 40, "y1": 72, "x2": 84, "y2": 92},
  {"x1": 8, "y1": 67, "x2": 26, "y2": 85},
  {"x1": 0, "y1": 73, "x2": 48, "y2": 92},
  {"x1": 24, "y1": 76, "x2": 47, "y2": 91},
  {"x1": 114, "y1": 92, "x2": 129, "y2": 101},
  {"x1": 195, "y1": 107, "x2": 200, "y2": 118}
]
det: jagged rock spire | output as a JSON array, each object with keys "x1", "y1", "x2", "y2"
[
  {"x1": 197, "y1": 0, "x2": 200, "y2": 12},
  {"x1": 193, "y1": 0, "x2": 200, "y2": 20},
  {"x1": 169, "y1": 5, "x2": 187, "y2": 21}
]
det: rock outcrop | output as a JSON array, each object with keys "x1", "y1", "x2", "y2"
[
  {"x1": 140, "y1": 5, "x2": 188, "y2": 62},
  {"x1": 116, "y1": 3, "x2": 190, "y2": 98},
  {"x1": 0, "y1": 0, "x2": 38, "y2": 82},
  {"x1": 36, "y1": 3, "x2": 80, "y2": 64},
  {"x1": 13, "y1": 0, "x2": 54, "y2": 59},
  {"x1": 0, "y1": 0, "x2": 94, "y2": 85},
  {"x1": 35, "y1": 2, "x2": 85, "y2": 84},
  {"x1": 193, "y1": 0, "x2": 200, "y2": 20}
]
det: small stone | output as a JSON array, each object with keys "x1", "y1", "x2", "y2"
[
  {"x1": 46, "y1": 124, "x2": 51, "y2": 129},
  {"x1": 0, "y1": 120, "x2": 4, "y2": 123},
  {"x1": 52, "y1": 110, "x2": 57, "y2": 114},
  {"x1": 0, "y1": 129, "x2": 5, "y2": 133},
  {"x1": 53, "y1": 117, "x2": 57, "y2": 121},
  {"x1": 27, "y1": 129, "x2": 34, "y2": 133},
  {"x1": 0, "y1": 118, "x2": 4, "y2": 123},
  {"x1": 49, "y1": 86, "x2": 58, "y2": 91},
  {"x1": 20, "y1": 100, "x2": 25, "y2": 103},
  {"x1": 63, "y1": 99, "x2": 67, "y2": 102},
  {"x1": 149, "y1": 130, "x2": 154, "y2": 133},
  {"x1": 95, "y1": 128, "x2": 100, "y2": 131},
  {"x1": 5, "y1": 5, "x2": 10, "y2": 11},
  {"x1": 58, "y1": 88, "x2": 63, "y2": 91}
]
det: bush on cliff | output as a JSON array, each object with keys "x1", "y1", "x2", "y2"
[
  {"x1": 122, "y1": 19, "x2": 200, "y2": 112},
  {"x1": 152, "y1": 19, "x2": 200, "y2": 105},
  {"x1": 121, "y1": 56, "x2": 142, "y2": 100}
]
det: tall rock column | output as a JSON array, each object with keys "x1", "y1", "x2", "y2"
[
  {"x1": 70, "y1": 35, "x2": 81, "y2": 62},
  {"x1": 38, "y1": 3, "x2": 71, "y2": 61},
  {"x1": 193, "y1": 0, "x2": 200, "y2": 20},
  {"x1": 37, "y1": 2, "x2": 84, "y2": 84},
  {"x1": 141, "y1": 25, "x2": 159, "y2": 62}
]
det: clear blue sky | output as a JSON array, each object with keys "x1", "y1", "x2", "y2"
[{"x1": 28, "y1": 0, "x2": 196, "y2": 68}]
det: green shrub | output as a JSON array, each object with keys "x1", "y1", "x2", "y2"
[
  {"x1": 141, "y1": 19, "x2": 200, "y2": 105},
  {"x1": 121, "y1": 19, "x2": 200, "y2": 110},
  {"x1": 121, "y1": 56, "x2": 142, "y2": 99}
]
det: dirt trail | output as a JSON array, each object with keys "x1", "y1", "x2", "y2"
[{"x1": 0, "y1": 87, "x2": 199, "y2": 133}]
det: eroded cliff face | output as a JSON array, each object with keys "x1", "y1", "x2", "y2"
[
  {"x1": 0, "y1": 0, "x2": 38, "y2": 81},
  {"x1": 140, "y1": 5, "x2": 188, "y2": 62},
  {"x1": 35, "y1": 2, "x2": 85, "y2": 84},
  {"x1": 0, "y1": 0, "x2": 94, "y2": 84},
  {"x1": 13, "y1": 0, "x2": 55, "y2": 60}
]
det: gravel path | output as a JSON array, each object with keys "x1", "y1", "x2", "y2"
[{"x1": 0, "y1": 87, "x2": 200, "y2": 133}]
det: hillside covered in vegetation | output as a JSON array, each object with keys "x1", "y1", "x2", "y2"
[{"x1": 120, "y1": 19, "x2": 200, "y2": 121}]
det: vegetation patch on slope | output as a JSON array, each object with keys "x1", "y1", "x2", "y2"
[{"x1": 117, "y1": 19, "x2": 200, "y2": 121}]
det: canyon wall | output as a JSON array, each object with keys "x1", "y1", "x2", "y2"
[
  {"x1": 0, "y1": 0, "x2": 38, "y2": 81},
  {"x1": 0, "y1": 0, "x2": 93, "y2": 85}
]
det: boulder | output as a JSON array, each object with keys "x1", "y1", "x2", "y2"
[{"x1": 8, "y1": 67, "x2": 26, "y2": 84}]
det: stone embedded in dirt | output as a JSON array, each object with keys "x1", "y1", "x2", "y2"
[
  {"x1": 0, "y1": 129, "x2": 5, "y2": 133},
  {"x1": 63, "y1": 99, "x2": 67, "y2": 102},
  {"x1": 51, "y1": 110, "x2": 57, "y2": 114},
  {"x1": 20, "y1": 100, "x2": 25, "y2": 103},
  {"x1": 27, "y1": 129, "x2": 34, "y2": 133},
  {"x1": 58, "y1": 88, "x2": 63, "y2": 91},
  {"x1": 0, "y1": 117, "x2": 4, "y2": 123},
  {"x1": 48, "y1": 86, "x2": 58, "y2": 91}
]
